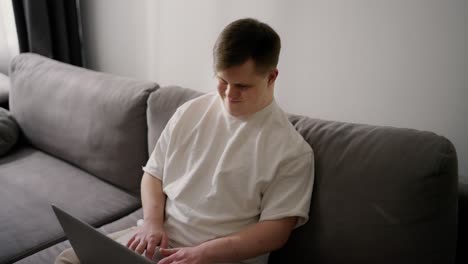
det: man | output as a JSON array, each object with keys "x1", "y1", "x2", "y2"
[{"x1": 56, "y1": 18, "x2": 314, "y2": 264}]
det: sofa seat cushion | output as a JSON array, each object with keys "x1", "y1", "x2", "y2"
[
  {"x1": 0, "y1": 146, "x2": 141, "y2": 264},
  {"x1": 14, "y1": 209, "x2": 144, "y2": 264},
  {"x1": 0, "y1": 107, "x2": 19, "y2": 156}
]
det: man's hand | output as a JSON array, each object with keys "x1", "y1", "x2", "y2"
[
  {"x1": 158, "y1": 247, "x2": 210, "y2": 264},
  {"x1": 126, "y1": 219, "x2": 169, "y2": 260},
  {"x1": 132, "y1": 172, "x2": 167, "y2": 259}
]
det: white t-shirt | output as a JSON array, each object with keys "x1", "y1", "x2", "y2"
[{"x1": 143, "y1": 92, "x2": 314, "y2": 263}]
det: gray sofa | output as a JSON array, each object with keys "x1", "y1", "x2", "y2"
[{"x1": 0, "y1": 53, "x2": 460, "y2": 263}]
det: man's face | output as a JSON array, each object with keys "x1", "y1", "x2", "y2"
[{"x1": 216, "y1": 59, "x2": 278, "y2": 117}]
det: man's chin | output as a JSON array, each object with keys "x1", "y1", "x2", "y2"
[
  {"x1": 227, "y1": 109, "x2": 243, "y2": 117},
  {"x1": 225, "y1": 105, "x2": 244, "y2": 117}
]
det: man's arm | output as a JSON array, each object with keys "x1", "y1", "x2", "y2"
[
  {"x1": 141, "y1": 172, "x2": 166, "y2": 228},
  {"x1": 201, "y1": 216, "x2": 297, "y2": 262},
  {"x1": 127, "y1": 172, "x2": 168, "y2": 259},
  {"x1": 159, "y1": 217, "x2": 297, "y2": 264}
]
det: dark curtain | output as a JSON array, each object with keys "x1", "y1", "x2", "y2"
[{"x1": 12, "y1": 0, "x2": 84, "y2": 67}]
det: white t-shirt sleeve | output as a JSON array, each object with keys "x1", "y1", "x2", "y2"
[
  {"x1": 143, "y1": 108, "x2": 182, "y2": 180},
  {"x1": 259, "y1": 150, "x2": 314, "y2": 228}
]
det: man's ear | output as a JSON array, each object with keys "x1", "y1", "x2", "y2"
[{"x1": 268, "y1": 69, "x2": 279, "y2": 86}]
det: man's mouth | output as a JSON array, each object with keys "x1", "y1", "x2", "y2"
[{"x1": 228, "y1": 98, "x2": 242, "y2": 104}]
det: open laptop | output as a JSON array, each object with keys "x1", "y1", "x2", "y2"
[{"x1": 52, "y1": 205, "x2": 155, "y2": 264}]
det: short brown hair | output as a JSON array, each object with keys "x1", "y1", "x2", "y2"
[{"x1": 213, "y1": 18, "x2": 281, "y2": 74}]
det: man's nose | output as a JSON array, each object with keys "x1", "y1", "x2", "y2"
[{"x1": 226, "y1": 85, "x2": 239, "y2": 98}]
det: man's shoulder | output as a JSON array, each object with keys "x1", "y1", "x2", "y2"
[
  {"x1": 174, "y1": 92, "x2": 218, "y2": 118},
  {"x1": 176, "y1": 92, "x2": 216, "y2": 112},
  {"x1": 167, "y1": 92, "x2": 220, "y2": 134},
  {"x1": 267, "y1": 106, "x2": 313, "y2": 156}
]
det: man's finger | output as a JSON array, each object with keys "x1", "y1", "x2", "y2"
[
  {"x1": 158, "y1": 252, "x2": 178, "y2": 264},
  {"x1": 159, "y1": 247, "x2": 179, "y2": 257},
  {"x1": 158, "y1": 257, "x2": 168, "y2": 264},
  {"x1": 135, "y1": 239, "x2": 148, "y2": 254},
  {"x1": 126, "y1": 234, "x2": 136, "y2": 248},
  {"x1": 145, "y1": 240, "x2": 157, "y2": 259},
  {"x1": 160, "y1": 233, "x2": 169, "y2": 249},
  {"x1": 129, "y1": 238, "x2": 140, "y2": 251}
]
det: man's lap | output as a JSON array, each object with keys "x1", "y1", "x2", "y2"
[{"x1": 55, "y1": 226, "x2": 164, "y2": 264}]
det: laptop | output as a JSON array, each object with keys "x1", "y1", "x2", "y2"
[{"x1": 52, "y1": 205, "x2": 155, "y2": 264}]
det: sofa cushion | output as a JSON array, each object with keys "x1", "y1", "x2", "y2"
[
  {"x1": 0, "y1": 107, "x2": 19, "y2": 156},
  {"x1": 15, "y1": 209, "x2": 144, "y2": 264},
  {"x1": 147, "y1": 86, "x2": 203, "y2": 153},
  {"x1": 268, "y1": 116, "x2": 458, "y2": 264},
  {"x1": 0, "y1": 146, "x2": 141, "y2": 263},
  {"x1": 9, "y1": 53, "x2": 158, "y2": 193}
]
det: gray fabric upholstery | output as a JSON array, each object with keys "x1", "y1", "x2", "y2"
[
  {"x1": 147, "y1": 86, "x2": 203, "y2": 154},
  {"x1": 0, "y1": 146, "x2": 141, "y2": 263},
  {"x1": 14, "y1": 209, "x2": 144, "y2": 264},
  {"x1": 268, "y1": 115, "x2": 458, "y2": 264},
  {"x1": 9, "y1": 53, "x2": 158, "y2": 193},
  {"x1": 0, "y1": 108, "x2": 19, "y2": 156}
]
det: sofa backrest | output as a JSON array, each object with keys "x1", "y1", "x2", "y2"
[
  {"x1": 9, "y1": 53, "x2": 158, "y2": 194},
  {"x1": 149, "y1": 86, "x2": 458, "y2": 263},
  {"x1": 271, "y1": 116, "x2": 458, "y2": 263}
]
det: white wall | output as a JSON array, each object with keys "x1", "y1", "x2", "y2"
[
  {"x1": 80, "y1": 0, "x2": 468, "y2": 177},
  {"x1": 79, "y1": 0, "x2": 158, "y2": 81},
  {"x1": 0, "y1": 0, "x2": 19, "y2": 74}
]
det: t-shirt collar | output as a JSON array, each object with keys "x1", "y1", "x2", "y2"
[{"x1": 218, "y1": 94, "x2": 276, "y2": 122}]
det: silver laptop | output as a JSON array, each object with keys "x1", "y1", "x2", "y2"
[{"x1": 52, "y1": 205, "x2": 154, "y2": 264}]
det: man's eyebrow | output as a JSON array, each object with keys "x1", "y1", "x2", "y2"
[
  {"x1": 216, "y1": 76, "x2": 227, "y2": 82},
  {"x1": 234, "y1": 83, "x2": 251, "y2": 87},
  {"x1": 216, "y1": 76, "x2": 251, "y2": 87}
]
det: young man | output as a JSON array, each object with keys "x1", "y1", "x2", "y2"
[{"x1": 56, "y1": 18, "x2": 314, "y2": 264}]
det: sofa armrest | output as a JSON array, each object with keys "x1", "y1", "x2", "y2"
[{"x1": 457, "y1": 177, "x2": 468, "y2": 264}]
